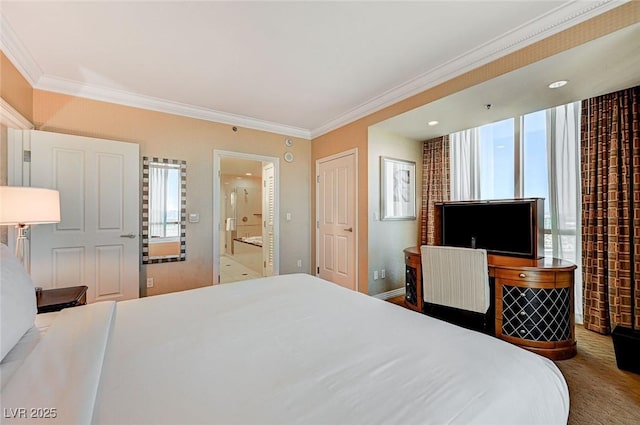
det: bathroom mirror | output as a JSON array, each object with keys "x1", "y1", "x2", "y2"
[{"x1": 141, "y1": 157, "x2": 187, "y2": 263}]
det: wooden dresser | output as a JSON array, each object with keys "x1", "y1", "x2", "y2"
[{"x1": 404, "y1": 247, "x2": 577, "y2": 360}]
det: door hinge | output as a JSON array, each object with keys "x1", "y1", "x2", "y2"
[
  {"x1": 317, "y1": 267, "x2": 320, "y2": 274},
  {"x1": 23, "y1": 150, "x2": 31, "y2": 163},
  {"x1": 316, "y1": 221, "x2": 319, "y2": 229},
  {"x1": 316, "y1": 175, "x2": 320, "y2": 183}
]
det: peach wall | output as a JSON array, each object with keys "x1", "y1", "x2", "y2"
[
  {"x1": 32, "y1": 90, "x2": 312, "y2": 296},
  {"x1": 1, "y1": 52, "x2": 33, "y2": 246},
  {"x1": 311, "y1": 121, "x2": 369, "y2": 293},
  {"x1": 310, "y1": 1, "x2": 640, "y2": 294},
  {"x1": 1, "y1": 51, "x2": 33, "y2": 122}
]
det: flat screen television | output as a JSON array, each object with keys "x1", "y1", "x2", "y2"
[{"x1": 439, "y1": 198, "x2": 544, "y2": 259}]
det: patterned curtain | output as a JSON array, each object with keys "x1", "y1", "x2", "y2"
[
  {"x1": 581, "y1": 86, "x2": 640, "y2": 334},
  {"x1": 420, "y1": 135, "x2": 450, "y2": 245}
]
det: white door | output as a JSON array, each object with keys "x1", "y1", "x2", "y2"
[
  {"x1": 262, "y1": 162, "x2": 275, "y2": 277},
  {"x1": 317, "y1": 150, "x2": 357, "y2": 290},
  {"x1": 28, "y1": 130, "x2": 140, "y2": 303}
]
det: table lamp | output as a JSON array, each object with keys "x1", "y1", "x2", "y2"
[{"x1": 0, "y1": 186, "x2": 61, "y2": 273}]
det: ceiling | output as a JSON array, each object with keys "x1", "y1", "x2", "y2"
[
  {"x1": 375, "y1": 22, "x2": 640, "y2": 140},
  {"x1": 0, "y1": 1, "x2": 633, "y2": 140}
]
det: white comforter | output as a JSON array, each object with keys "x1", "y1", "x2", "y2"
[{"x1": 1, "y1": 274, "x2": 569, "y2": 424}]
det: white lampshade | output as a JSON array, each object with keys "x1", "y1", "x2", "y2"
[{"x1": 0, "y1": 186, "x2": 61, "y2": 225}]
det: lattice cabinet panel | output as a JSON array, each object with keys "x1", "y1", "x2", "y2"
[{"x1": 501, "y1": 285, "x2": 571, "y2": 342}]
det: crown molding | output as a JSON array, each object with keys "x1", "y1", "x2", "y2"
[
  {"x1": 37, "y1": 75, "x2": 312, "y2": 139},
  {"x1": 309, "y1": 0, "x2": 628, "y2": 139},
  {"x1": 0, "y1": 14, "x2": 42, "y2": 86},
  {"x1": 1, "y1": 1, "x2": 627, "y2": 141},
  {"x1": 1, "y1": 8, "x2": 311, "y2": 140}
]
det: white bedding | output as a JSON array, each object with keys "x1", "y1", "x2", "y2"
[
  {"x1": 0, "y1": 274, "x2": 569, "y2": 424},
  {"x1": 0, "y1": 312, "x2": 59, "y2": 390}
]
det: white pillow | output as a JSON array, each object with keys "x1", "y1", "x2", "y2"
[{"x1": 0, "y1": 243, "x2": 37, "y2": 361}]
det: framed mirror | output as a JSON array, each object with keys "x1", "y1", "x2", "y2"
[{"x1": 142, "y1": 157, "x2": 187, "y2": 263}]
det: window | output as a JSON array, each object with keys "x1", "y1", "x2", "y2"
[
  {"x1": 449, "y1": 101, "x2": 583, "y2": 322},
  {"x1": 478, "y1": 118, "x2": 514, "y2": 199},
  {"x1": 450, "y1": 103, "x2": 580, "y2": 262},
  {"x1": 149, "y1": 163, "x2": 181, "y2": 240},
  {"x1": 522, "y1": 110, "x2": 549, "y2": 203},
  {"x1": 522, "y1": 109, "x2": 553, "y2": 255}
]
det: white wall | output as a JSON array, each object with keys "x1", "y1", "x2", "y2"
[{"x1": 367, "y1": 127, "x2": 423, "y2": 296}]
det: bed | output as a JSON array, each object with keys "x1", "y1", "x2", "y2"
[{"x1": 0, "y1": 245, "x2": 569, "y2": 424}]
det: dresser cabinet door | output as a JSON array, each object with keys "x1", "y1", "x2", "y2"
[
  {"x1": 403, "y1": 249, "x2": 422, "y2": 312},
  {"x1": 405, "y1": 265, "x2": 418, "y2": 307},
  {"x1": 501, "y1": 284, "x2": 572, "y2": 342}
]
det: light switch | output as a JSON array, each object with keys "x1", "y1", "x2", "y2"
[{"x1": 286, "y1": 213, "x2": 292, "y2": 221}]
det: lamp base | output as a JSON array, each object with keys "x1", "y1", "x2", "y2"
[{"x1": 15, "y1": 224, "x2": 30, "y2": 273}]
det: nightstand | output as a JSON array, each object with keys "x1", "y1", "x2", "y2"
[{"x1": 36, "y1": 286, "x2": 88, "y2": 314}]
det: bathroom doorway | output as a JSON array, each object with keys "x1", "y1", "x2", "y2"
[{"x1": 213, "y1": 151, "x2": 279, "y2": 284}]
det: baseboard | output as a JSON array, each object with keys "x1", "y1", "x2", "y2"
[{"x1": 372, "y1": 287, "x2": 405, "y2": 300}]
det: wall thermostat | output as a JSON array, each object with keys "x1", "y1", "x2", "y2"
[
  {"x1": 188, "y1": 213, "x2": 200, "y2": 223},
  {"x1": 284, "y1": 152, "x2": 294, "y2": 163}
]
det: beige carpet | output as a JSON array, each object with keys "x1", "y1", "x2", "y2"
[
  {"x1": 555, "y1": 325, "x2": 640, "y2": 425},
  {"x1": 386, "y1": 297, "x2": 640, "y2": 423}
]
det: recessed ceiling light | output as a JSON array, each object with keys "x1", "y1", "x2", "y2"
[
  {"x1": 428, "y1": 120, "x2": 439, "y2": 126},
  {"x1": 245, "y1": 172, "x2": 252, "y2": 176},
  {"x1": 548, "y1": 80, "x2": 568, "y2": 89}
]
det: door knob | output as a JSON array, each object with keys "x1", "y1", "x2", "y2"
[
  {"x1": 120, "y1": 233, "x2": 136, "y2": 239},
  {"x1": 343, "y1": 227, "x2": 353, "y2": 232}
]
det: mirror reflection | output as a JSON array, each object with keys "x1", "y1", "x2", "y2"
[{"x1": 142, "y1": 157, "x2": 186, "y2": 263}]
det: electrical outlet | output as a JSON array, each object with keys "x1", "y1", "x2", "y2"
[
  {"x1": 373, "y1": 270, "x2": 379, "y2": 280},
  {"x1": 146, "y1": 277, "x2": 154, "y2": 288},
  {"x1": 297, "y1": 259, "x2": 302, "y2": 268},
  {"x1": 381, "y1": 269, "x2": 386, "y2": 278}
]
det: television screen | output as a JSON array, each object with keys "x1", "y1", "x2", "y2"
[{"x1": 441, "y1": 201, "x2": 535, "y2": 257}]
